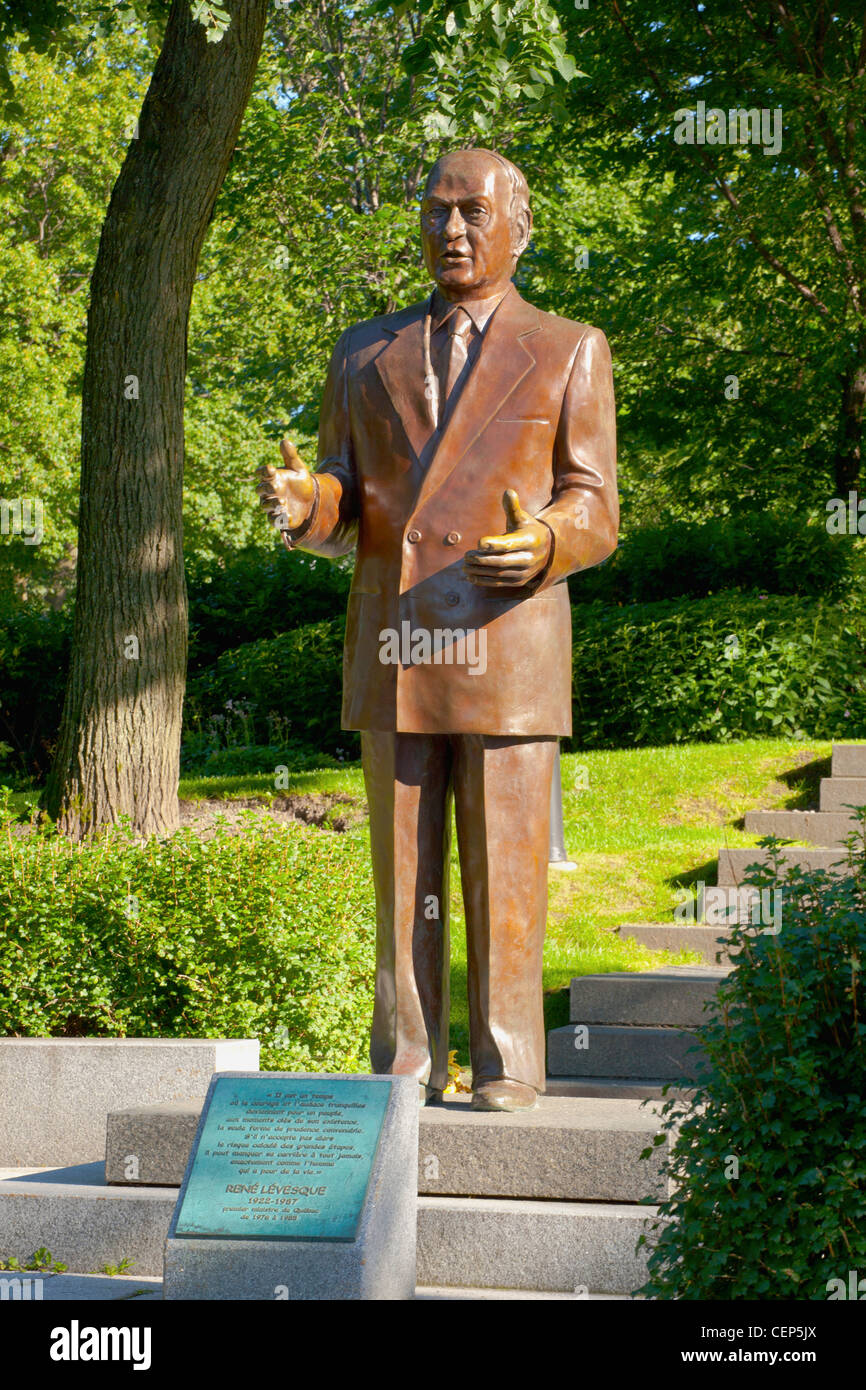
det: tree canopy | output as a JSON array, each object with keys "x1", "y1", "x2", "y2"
[
  {"x1": 1, "y1": 0, "x2": 864, "y2": 832},
  {"x1": 5, "y1": 2, "x2": 863, "y2": 604}
]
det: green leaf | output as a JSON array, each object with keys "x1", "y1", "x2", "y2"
[{"x1": 552, "y1": 52, "x2": 583, "y2": 83}]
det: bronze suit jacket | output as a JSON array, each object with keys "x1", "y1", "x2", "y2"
[{"x1": 288, "y1": 286, "x2": 618, "y2": 735}]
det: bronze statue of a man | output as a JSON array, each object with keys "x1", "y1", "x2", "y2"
[{"x1": 258, "y1": 148, "x2": 618, "y2": 1111}]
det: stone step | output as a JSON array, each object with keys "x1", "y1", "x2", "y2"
[
  {"x1": 104, "y1": 1095, "x2": 668, "y2": 1203},
  {"x1": 545, "y1": 1077, "x2": 693, "y2": 1101},
  {"x1": 416, "y1": 1285, "x2": 629, "y2": 1300},
  {"x1": 547, "y1": 1024, "x2": 708, "y2": 1082},
  {"x1": 0, "y1": 1164, "x2": 174, "y2": 1277},
  {"x1": 698, "y1": 885, "x2": 771, "y2": 926},
  {"x1": 821, "y1": 777, "x2": 866, "y2": 812},
  {"x1": 0, "y1": 1272, "x2": 163, "y2": 1301},
  {"x1": 832, "y1": 744, "x2": 866, "y2": 777},
  {"x1": 718, "y1": 847, "x2": 849, "y2": 885},
  {"x1": 743, "y1": 809, "x2": 858, "y2": 846},
  {"x1": 0, "y1": 1272, "x2": 623, "y2": 1301},
  {"x1": 416, "y1": 1195, "x2": 657, "y2": 1295},
  {"x1": 0, "y1": 1167, "x2": 658, "y2": 1294},
  {"x1": 614, "y1": 924, "x2": 732, "y2": 965},
  {"x1": 569, "y1": 968, "x2": 727, "y2": 1027},
  {"x1": 422, "y1": 1097, "x2": 667, "y2": 1202},
  {"x1": 0, "y1": 1038, "x2": 259, "y2": 1167}
]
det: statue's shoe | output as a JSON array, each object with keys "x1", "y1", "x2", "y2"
[
  {"x1": 418, "y1": 1083, "x2": 444, "y2": 1106},
  {"x1": 470, "y1": 1080, "x2": 538, "y2": 1112}
]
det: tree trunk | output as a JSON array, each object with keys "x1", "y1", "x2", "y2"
[
  {"x1": 43, "y1": 0, "x2": 269, "y2": 839},
  {"x1": 834, "y1": 346, "x2": 866, "y2": 504}
]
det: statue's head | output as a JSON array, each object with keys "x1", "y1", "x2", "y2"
[{"x1": 420, "y1": 148, "x2": 532, "y2": 301}]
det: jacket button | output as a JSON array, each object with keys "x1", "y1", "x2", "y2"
[
  {"x1": 445, "y1": 531, "x2": 461, "y2": 545},
  {"x1": 445, "y1": 591, "x2": 460, "y2": 606},
  {"x1": 407, "y1": 529, "x2": 422, "y2": 543}
]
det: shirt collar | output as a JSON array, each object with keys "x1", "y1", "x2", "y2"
[{"x1": 430, "y1": 284, "x2": 512, "y2": 334}]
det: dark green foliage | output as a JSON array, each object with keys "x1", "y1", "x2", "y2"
[
  {"x1": 570, "y1": 516, "x2": 857, "y2": 606},
  {"x1": 185, "y1": 617, "x2": 354, "y2": 758},
  {"x1": 0, "y1": 551, "x2": 352, "y2": 781},
  {"x1": 0, "y1": 795, "x2": 376, "y2": 1072},
  {"x1": 186, "y1": 547, "x2": 350, "y2": 673},
  {"x1": 3, "y1": 536, "x2": 863, "y2": 784},
  {"x1": 639, "y1": 833, "x2": 866, "y2": 1301},
  {"x1": 186, "y1": 591, "x2": 866, "y2": 759},
  {"x1": 0, "y1": 599, "x2": 71, "y2": 781},
  {"x1": 178, "y1": 740, "x2": 344, "y2": 777},
  {"x1": 569, "y1": 595, "x2": 866, "y2": 748}
]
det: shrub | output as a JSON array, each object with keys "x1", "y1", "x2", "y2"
[
  {"x1": 184, "y1": 618, "x2": 355, "y2": 758},
  {"x1": 187, "y1": 546, "x2": 351, "y2": 673},
  {"x1": 639, "y1": 830, "x2": 866, "y2": 1300},
  {"x1": 5, "y1": 556, "x2": 864, "y2": 782},
  {"x1": 186, "y1": 593, "x2": 866, "y2": 759},
  {"x1": 179, "y1": 740, "x2": 344, "y2": 778},
  {"x1": 569, "y1": 594, "x2": 866, "y2": 748},
  {"x1": 0, "y1": 600, "x2": 71, "y2": 781},
  {"x1": 0, "y1": 796, "x2": 375, "y2": 1072},
  {"x1": 569, "y1": 514, "x2": 858, "y2": 605},
  {"x1": 0, "y1": 544, "x2": 351, "y2": 779}
]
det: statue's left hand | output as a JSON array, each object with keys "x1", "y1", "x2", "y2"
[{"x1": 463, "y1": 489, "x2": 552, "y2": 589}]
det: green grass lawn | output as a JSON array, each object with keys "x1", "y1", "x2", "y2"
[
  {"x1": 4, "y1": 737, "x2": 845, "y2": 1065},
  {"x1": 455, "y1": 738, "x2": 835, "y2": 1055}
]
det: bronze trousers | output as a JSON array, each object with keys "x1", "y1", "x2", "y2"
[{"x1": 361, "y1": 731, "x2": 557, "y2": 1094}]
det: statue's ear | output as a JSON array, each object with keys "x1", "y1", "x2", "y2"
[{"x1": 512, "y1": 205, "x2": 533, "y2": 260}]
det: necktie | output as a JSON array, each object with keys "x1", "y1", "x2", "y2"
[{"x1": 442, "y1": 307, "x2": 473, "y2": 410}]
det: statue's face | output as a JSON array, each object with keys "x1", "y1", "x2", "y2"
[{"x1": 421, "y1": 152, "x2": 520, "y2": 299}]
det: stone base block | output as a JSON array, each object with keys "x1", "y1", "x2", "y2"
[
  {"x1": 106, "y1": 1103, "x2": 199, "y2": 1187},
  {"x1": 0, "y1": 1164, "x2": 175, "y2": 1275},
  {"x1": 163, "y1": 1072, "x2": 417, "y2": 1301},
  {"x1": 544, "y1": 1077, "x2": 692, "y2": 1100},
  {"x1": 1, "y1": 1171, "x2": 660, "y2": 1295},
  {"x1": 0, "y1": 1039, "x2": 259, "y2": 1166},
  {"x1": 108, "y1": 1094, "x2": 668, "y2": 1203}
]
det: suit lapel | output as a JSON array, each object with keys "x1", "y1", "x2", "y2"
[
  {"x1": 414, "y1": 289, "x2": 541, "y2": 510},
  {"x1": 373, "y1": 300, "x2": 432, "y2": 467},
  {"x1": 372, "y1": 289, "x2": 542, "y2": 505}
]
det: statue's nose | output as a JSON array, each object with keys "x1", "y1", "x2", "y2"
[{"x1": 444, "y1": 206, "x2": 465, "y2": 239}]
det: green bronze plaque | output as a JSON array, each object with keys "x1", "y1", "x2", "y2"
[{"x1": 174, "y1": 1075, "x2": 391, "y2": 1241}]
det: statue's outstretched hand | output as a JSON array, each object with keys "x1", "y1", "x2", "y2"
[
  {"x1": 463, "y1": 488, "x2": 551, "y2": 589},
  {"x1": 256, "y1": 439, "x2": 316, "y2": 534}
]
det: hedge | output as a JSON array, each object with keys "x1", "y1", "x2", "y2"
[
  {"x1": 0, "y1": 798, "x2": 375, "y2": 1072},
  {"x1": 569, "y1": 514, "x2": 859, "y2": 605},
  {"x1": 186, "y1": 546, "x2": 351, "y2": 673},
  {"x1": 184, "y1": 593, "x2": 866, "y2": 756},
  {"x1": 184, "y1": 617, "x2": 353, "y2": 758},
  {"x1": 4, "y1": 577, "x2": 865, "y2": 785},
  {"x1": 0, "y1": 601, "x2": 70, "y2": 781},
  {"x1": 570, "y1": 594, "x2": 866, "y2": 747}
]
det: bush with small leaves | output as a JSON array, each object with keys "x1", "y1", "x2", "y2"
[{"x1": 0, "y1": 795, "x2": 375, "y2": 1073}]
